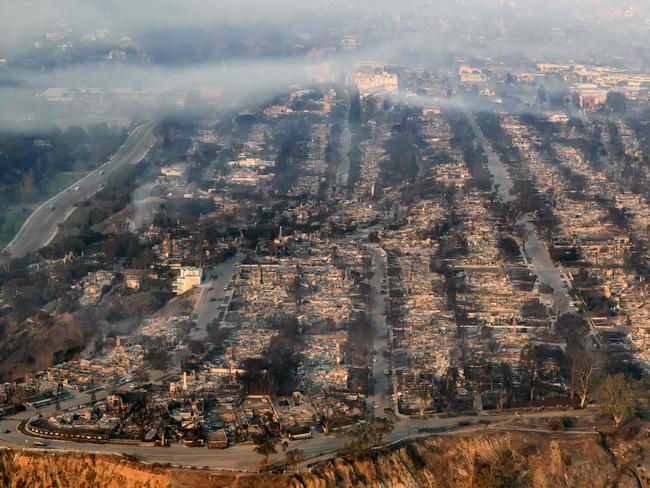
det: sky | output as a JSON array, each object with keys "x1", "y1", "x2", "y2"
[
  {"x1": 3, "y1": 0, "x2": 646, "y2": 46},
  {"x1": 1, "y1": 0, "x2": 649, "y2": 130}
]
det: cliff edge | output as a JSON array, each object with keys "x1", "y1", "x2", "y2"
[{"x1": 1, "y1": 428, "x2": 649, "y2": 488}]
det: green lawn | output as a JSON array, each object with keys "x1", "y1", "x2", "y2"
[
  {"x1": 0, "y1": 204, "x2": 37, "y2": 247},
  {"x1": 0, "y1": 171, "x2": 89, "y2": 248},
  {"x1": 45, "y1": 171, "x2": 87, "y2": 196}
]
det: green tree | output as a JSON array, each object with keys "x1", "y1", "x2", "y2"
[
  {"x1": 341, "y1": 416, "x2": 394, "y2": 459},
  {"x1": 133, "y1": 365, "x2": 151, "y2": 385},
  {"x1": 518, "y1": 345, "x2": 544, "y2": 402},
  {"x1": 188, "y1": 340, "x2": 206, "y2": 356},
  {"x1": 412, "y1": 373, "x2": 434, "y2": 418},
  {"x1": 144, "y1": 350, "x2": 172, "y2": 371},
  {"x1": 497, "y1": 363, "x2": 514, "y2": 412},
  {"x1": 206, "y1": 319, "x2": 228, "y2": 348},
  {"x1": 252, "y1": 425, "x2": 278, "y2": 470},
  {"x1": 312, "y1": 390, "x2": 347, "y2": 434},
  {"x1": 597, "y1": 374, "x2": 637, "y2": 428},
  {"x1": 555, "y1": 314, "x2": 589, "y2": 348},
  {"x1": 606, "y1": 91, "x2": 626, "y2": 113},
  {"x1": 127, "y1": 392, "x2": 156, "y2": 441},
  {"x1": 285, "y1": 448, "x2": 305, "y2": 471},
  {"x1": 441, "y1": 367, "x2": 459, "y2": 412},
  {"x1": 567, "y1": 344, "x2": 602, "y2": 408}
]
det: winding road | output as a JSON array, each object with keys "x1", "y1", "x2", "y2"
[
  {"x1": 5, "y1": 121, "x2": 157, "y2": 259},
  {"x1": 0, "y1": 387, "x2": 593, "y2": 472}
]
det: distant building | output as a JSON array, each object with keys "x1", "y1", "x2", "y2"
[
  {"x1": 347, "y1": 65, "x2": 399, "y2": 96},
  {"x1": 458, "y1": 65, "x2": 487, "y2": 85},
  {"x1": 172, "y1": 267, "x2": 202, "y2": 295},
  {"x1": 537, "y1": 63, "x2": 571, "y2": 74},
  {"x1": 547, "y1": 112, "x2": 569, "y2": 124}
]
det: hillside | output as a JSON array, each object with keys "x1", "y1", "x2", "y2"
[{"x1": 1, "y1": 428, "x2": 649, "y2": 488}]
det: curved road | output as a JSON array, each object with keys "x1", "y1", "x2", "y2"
[
  {"x1": 5, "y1": 121, "x2": 157, "y2": 259},
  {"x1": 0, "y1": 390, "x2": 592, "y2": 472},
  {"x1": 0, "y1": 221, "x2": 592, "y2": 471}
]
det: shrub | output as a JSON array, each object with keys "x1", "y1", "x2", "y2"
[
  {"x1": 561, "y1": 416, "x2": 577, "y2": 429},
  {"x1": 547, "y1": 418, "x2": 564, "y2": 431}
]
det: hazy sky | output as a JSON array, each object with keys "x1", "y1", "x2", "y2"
[
  {"x1": 1, "y1": 0, "x2": 649, "y2": 130},
  {"x1": 3, "y1": 0, "x2": 647, "y2": 45}
]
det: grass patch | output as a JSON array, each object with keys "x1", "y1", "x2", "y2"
[
  {"x1": 45, "y1": 171, "x2": 87, "y2": 197},
  {"x1": 0, "y1": 171, "x2": 89, "y2": 248},
  {"x1": 0, "y1": 204, "x2": 37, "y2": 247}
]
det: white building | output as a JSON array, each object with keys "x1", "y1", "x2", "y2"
[
  {"x1": 173, "y1": 267, "x2": 203, "y2": 295},
  {"x1": 458, "y1": 66, "x2": 487, "y2": 85},
  {"x1": 347, "y1": 66, "x2": 399, "y2": 96}
]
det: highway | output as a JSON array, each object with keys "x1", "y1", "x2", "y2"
[{"x1": 5, "y1": 121, "x2": 157, "y2": 259}]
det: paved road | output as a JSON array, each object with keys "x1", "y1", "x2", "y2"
[
  {"x1": 5, "y1": 121, "x2": 157, "y2": 259},
  {"x1": 367, "y1": 246, "x2": 392, "y2": 416},
  {"x1": 470, "y1": 117, "x2": 514, "y2": 204},
  {"x1": 468, "y1": 114, "x2": 573, "y2": 316},
  {"x1": 520, "y1": 221, "x2": 573, "y2": 315},
  {"x1": 336, "y1": 224, "x2": 392, "y2": 414},
  {"x1": 336, "y1": 119, "x2": 351, "y2": 188},
  {"x1": 0, "y1": 219, "x2": 592, "y2": 470},
  {"x1": 191, "y1": 253, "x2": 243, "y2": 341},
  {"x1": 0, "y1": 392, "x2": 592, "y2": 472}
]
